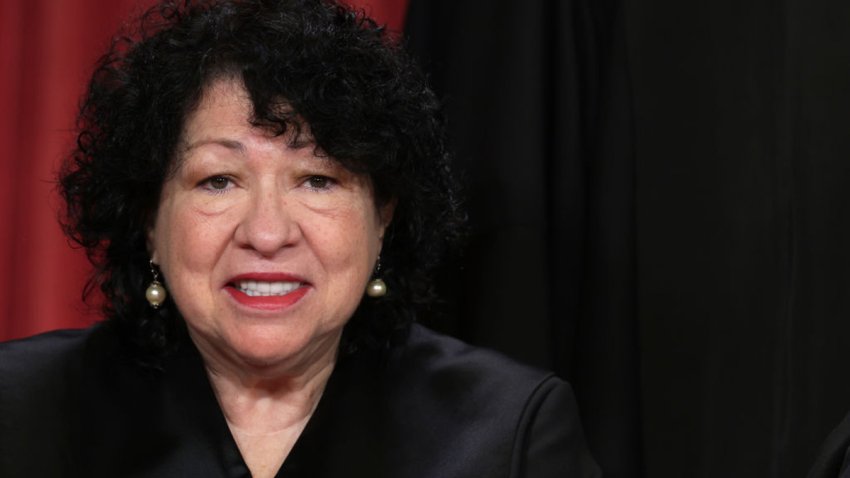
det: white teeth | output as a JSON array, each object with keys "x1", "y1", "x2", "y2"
[{"x1": 236, "y1": 280, "x2": 301, "y2": 297}]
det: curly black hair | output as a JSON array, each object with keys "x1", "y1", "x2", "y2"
[{"x1": 59, "y1": 0, "x2": 465, "y2": 367}]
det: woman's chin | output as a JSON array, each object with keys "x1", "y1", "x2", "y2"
[{"x1": 212, "y1": 325, "x2": 340, "y2": 373}]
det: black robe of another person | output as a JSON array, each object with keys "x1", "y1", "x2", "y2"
[
  {"x1": 0, "y1": 322, "x2": 601, "y2": 477},
  {"x1": 809, "y1": 411, "x2": 850, "y2": 478}
]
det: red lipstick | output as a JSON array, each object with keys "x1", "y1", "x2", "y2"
[{"x1": 225, "y1": 273, "x2": 310, "y2": 311}]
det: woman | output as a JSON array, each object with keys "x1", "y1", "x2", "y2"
[{"x1": 0, "y1": 1, "x2": 600, "y2": 477}]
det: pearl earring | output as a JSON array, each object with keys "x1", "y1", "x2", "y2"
[
  {"x1": 366, "y1": 278, "x2": 387, "y2": 298},
  {"x1": 145, "y1": 260, "x2": 167, "y2": 309},
  {"x1": 366, "y1": 258, "x2": 387, "y2": 298}
]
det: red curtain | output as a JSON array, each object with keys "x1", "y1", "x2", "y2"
[{"x1": 0, "y1": 0, "x2": 407, "y2": 342}]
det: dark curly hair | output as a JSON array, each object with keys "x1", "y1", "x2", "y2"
[{"x1": 59, "y1": 0, "x2": 465, "y2": 367}]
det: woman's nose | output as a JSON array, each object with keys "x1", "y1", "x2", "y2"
[{"x1": 234, "y1": 186, "x2": 300, "y2": 255}]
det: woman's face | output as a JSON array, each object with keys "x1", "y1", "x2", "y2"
[{"x1": 149, "y1": 78, "x2": 391, "y2": 373}]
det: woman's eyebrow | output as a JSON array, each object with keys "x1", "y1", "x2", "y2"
[{"x1": 183, "y1": 138, "x2": 246, "y2": 153}]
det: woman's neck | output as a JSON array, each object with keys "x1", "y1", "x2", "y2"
[
  {"x1": 195, "y1": 334, "x2": 340, "y2": 477},
  {"x1": 202, "y1": 340, "x2": 337, "y2": 433}
]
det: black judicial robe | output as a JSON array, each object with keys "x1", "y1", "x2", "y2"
[
  {"x1": 0, "y1": 323, "x2": 601, "y2": 477},
  {"x1": 809, "y1": 410, "x2": 850, "y2": 478}
]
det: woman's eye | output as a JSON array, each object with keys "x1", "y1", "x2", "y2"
[
  {"x1": 306, "y1": 175, "x2": 334, "y2": 190},
  {"x1": 200, "y1": 176, "x2": 233, "y2": 193}
]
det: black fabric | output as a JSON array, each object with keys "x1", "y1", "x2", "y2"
[
  {"x1": 0, "y1": 323, "x2": 600, "y2": 477},
  {"x1": 404, "y1": 1, "x2": 639, "y2": 477},
  {"x1": 631, "y1": 0, "x2": 850, "y2": 476},
  {"x1": 808, "y1": 410, "x2": 850, "y2": 478},
  {"x1": 403, "y1": 0, "x2": 850, "y2": 476}
]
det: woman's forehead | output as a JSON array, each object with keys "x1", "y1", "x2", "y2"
[
  {"x1": 184, "y1": 79, "x2": 254, "y2": 137},
  {"x1": 176, "y1": 78, "x2": 313, "y2": 156}
]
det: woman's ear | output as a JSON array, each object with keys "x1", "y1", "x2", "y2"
[
  {"x1": 146, "y1": 224, "x2": 159, "y2": 263},
  {"x1": 377, "y1": 198, "x2": 397, "y2": 241}
]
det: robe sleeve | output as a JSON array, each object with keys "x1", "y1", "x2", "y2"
[
  {"x1": 808, "y1": 410, "x2": 850, "y2": 478},
  {"x1": 510, "y1": 377, "x2": 602, "y2": 477}
]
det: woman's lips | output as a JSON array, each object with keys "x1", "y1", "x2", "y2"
[{"x1": 225, "y1": 273, "x2": 310, "y2": 311}]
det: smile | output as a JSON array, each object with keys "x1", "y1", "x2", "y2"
[{"x1": 235, "y1": 280, "x2": 302, "y2": 297}]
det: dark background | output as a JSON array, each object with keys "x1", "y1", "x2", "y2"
[{"x1": 404, "y1": 0, "x2": 850, "y2": 477}]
